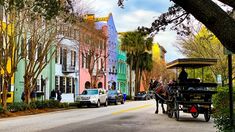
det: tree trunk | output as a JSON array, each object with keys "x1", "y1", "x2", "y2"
[
  {"x1": 24, "y1": 75, "x2": 31, "y2": 104},
  {"x1": 134, "y1": 57, "x2": 140, "y2": 95},
  {"x1": 139, "y1": 69, "x2": 143, "y2": 91},
  {"x1": 173, "y1": 0, "x2": 235, "y2": 53},
  {"x1": 2, "y1": 78, "x2": 8, "y2": 110}
]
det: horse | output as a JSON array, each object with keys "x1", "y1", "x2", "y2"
[{"x1": 152, "y1": 80, "x2": 173, "y2": 114}]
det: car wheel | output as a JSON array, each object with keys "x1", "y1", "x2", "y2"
[
  {"x1": 96, "y1": 100, "x2": 100, "y2": 108},
  {"x1": 104, "y1": 100, "x2": 108, "y2": 107}
]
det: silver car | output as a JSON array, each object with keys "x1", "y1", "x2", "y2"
[{"x1": 76, "y1": 89, "x2": 108, "y2": 107}]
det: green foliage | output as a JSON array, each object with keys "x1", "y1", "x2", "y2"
[
  {"x1": 126, "y1": 95, "x2": 131, "y2": 100},
  {"x1": 0, "y1": 0, "x2": 73, "y2": 20},
  {"x1": 33, "y1": 0, "x2": 71, "y2": 20},
  {"x1": 6, "y1": 100, "x2": 68, "y2": 112},
  {"x1": 69, "y1": 102, "x2": 78, "y2": 107},
  {"x1": 177, "y1": 26, "x2": 228, "y2": 84},
  {"x1": 59, "y1": 102, "x2": 69, "y2": 108},
  {"x1": 7, "y1": 102, "x2": 29, "y2": 112},
  {"x1": 31, "y1": 100, "x2": 60, "y2": 109},
  {"x1": 212, "y1": 86, "x2": 234, "y2": 131},
  {"x1": 43, "y1": 100, "x2": 60, "y2": 108},
  {"x1": 0, "y1": 104, "x2": 4, "y2": 113}
]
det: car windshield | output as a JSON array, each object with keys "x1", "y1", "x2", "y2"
[
  {"x1": 82, "y1": 90, "x2": 98, "y2": 95},
  {"x1": 108, "y1": 90, "x2": 117, "y2": 95},
  {"x1": 138, "y1": 92, "x2": 146, "y2": 95}
]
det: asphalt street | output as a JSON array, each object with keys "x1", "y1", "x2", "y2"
[{"x1": 0, "y1": 100, "x2": 216, "y2": 132}]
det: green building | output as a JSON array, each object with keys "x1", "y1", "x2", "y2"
[
  {"x1": 117, "y1": 38, "x2": 127, "y2": 94},
  {"x1": 14, "y1": 48, "x2": 55, "y2": 102}
]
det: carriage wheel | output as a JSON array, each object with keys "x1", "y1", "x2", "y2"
[
  {"x1": 204, "y1": 110, "x2": 210, "y2": 122},
  {"x1": 168, "y1": 110, "x2": 174, "y2": 118},
  {"x1": 174, "y1": 102, "x2": 179, "y2": 121},
  {"x1": 167, "y1": 101, "x2": 174, "y2": 118},
  {"x1": 191, "y1": 112, "x2": 199, "y2": 118}
]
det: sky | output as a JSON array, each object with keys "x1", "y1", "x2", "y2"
[{"x1": 84, "y1": 0, "x2": 185, "y2": 62}]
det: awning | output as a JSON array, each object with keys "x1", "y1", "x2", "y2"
[{"x1": 166, "y1": 58, "x2": 217, "y2": 69}]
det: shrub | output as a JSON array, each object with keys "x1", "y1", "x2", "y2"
[
  {"x1": 59, "y1": 102, "x2": 69, "y2": 108},
  {"x1": 0, "y1": 105, "x2": 3, "y2": 113},
  {"x1": 212, "y1": 86, "x2": 234, "y2": 131},
  {"x1": 35, "y1": 101, "x2": 45, "y2": 109},
  {"x1": 32, "y1": 100, "x2": 60, "y2": 109},
  {"x1": 126, "y1": 95, "x2": 131, "y2": 100},
  {"x1": 7, "y1": 102, "x2": 29, "y2": 112},
  {"x1": 69, "y1": 102, "x2": 78, "y2": 107}
]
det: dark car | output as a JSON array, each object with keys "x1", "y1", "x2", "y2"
[
  {"x1": 107, "y1": 90, "x2": 125, "y2": 105},
  {"x1": 134, "y1": 91, "x2": 151, "y2": 100}
]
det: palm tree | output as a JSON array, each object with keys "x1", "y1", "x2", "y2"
[{"x1": 120, "y1": 31, "x2": 153, "y2": 96}]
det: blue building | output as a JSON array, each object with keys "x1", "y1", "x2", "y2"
[{"x1": 95, "y1": 13, "x2": 118, "y2": 90}]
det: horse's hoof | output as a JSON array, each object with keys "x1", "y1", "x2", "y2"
[{"x1": 155, "y1": 111, "x2": 158, "y2": 114}]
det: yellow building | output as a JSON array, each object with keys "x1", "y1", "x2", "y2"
[
  {"x1": 0, "y1": 21, "x2": 15, "y2": 103},
  {"x1": 152, "y1": 43, "x2": 167, "y2": 62}
]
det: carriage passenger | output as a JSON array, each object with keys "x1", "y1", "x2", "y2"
[{"x1": 178, "y1": 67, "x2": 188, "y2": 82}]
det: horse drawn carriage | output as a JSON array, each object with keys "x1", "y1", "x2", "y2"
[{"x1": 155, "y1": 58, "x2": 218, "y2": 122}]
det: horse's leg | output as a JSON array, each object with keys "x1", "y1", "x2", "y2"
[
  {"x1": 161, "y1": 101, "x2": 165, "y2": 114},
  {"x1": 155, "y1": 94, "x2": 158, "y2": 114}
]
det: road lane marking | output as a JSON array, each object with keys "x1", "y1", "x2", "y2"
[{"x1": 112, "y1": 104, "x2": 153, "y2": 115}]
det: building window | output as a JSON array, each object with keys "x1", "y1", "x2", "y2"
[
  {"x1": 60, "y1": 47, "x2": 63, "y2": 64},
  {"x1": 82, "y1": 53, "x2": 85, "y2": 68},
  {"x1": 55, "y1": 76, "x2": 59, "y2": 91},
  {"x1": 66, "y1": 77, "x2": 71, "y2": 93},
  {"x1": 71, "y1": 51, "x2": 74, "y2": 66},
  {"x1": 86, "y1": 53, "x2": 89, "y2": 69},
  {"x1": 72, "y1": 78, "x2": 75, "y2": 93},
  {"x1": 36, "y1": 79, "x2": 40, "y2": 91},
  {"x1": 74, "y1": 51, "x2": 76, "y2": 66},
  {"x1": 60, "y1": 77, "x2": 65, "y2": 93},
  {"x1": 62, "y1": 48, "x2": 67, "y2": 65},
  {"x1": 71, "y1": 51, "x2": 76, "y2": 67}
]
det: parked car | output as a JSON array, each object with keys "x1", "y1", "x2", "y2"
[
  {"x1": 76, "y1": 89, "x2": 108, "y2": 107},
  {"x1": 107, "y1": 90, "x2": 125, "y2": 105},
  {"x1": 134, "y1": 91, "x2": 151, "y2": 100}
]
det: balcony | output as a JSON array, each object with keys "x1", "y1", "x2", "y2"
[
  {"x1": 62, "y1": 64, "x2": 75, "y2": 73},
  {"x1": 109, "y1": 69, "x2": 117, "y2": 75}
]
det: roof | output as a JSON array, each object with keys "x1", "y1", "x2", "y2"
[{"x1": 166, "y1": 58, "x2": 217, "y2": 69}]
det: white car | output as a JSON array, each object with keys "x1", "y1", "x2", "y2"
[{"x1": 76, "y1": 89, "x2": 108, "y2": 107}]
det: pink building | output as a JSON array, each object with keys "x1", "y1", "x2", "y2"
[{"x1": 78, "y1": 20, "x2": 108, "y2": 94}]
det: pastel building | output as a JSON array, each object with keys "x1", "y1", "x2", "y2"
[
  {"x1": 116, "y1": 34, "x2": 127, "y2": 94},
  {"x1": 95, "y1": 13, "x2": 118, "y2": 90},
  {"x1": 15, "y1": 23, "x2": 80, "y2": 103},
  {"x1": 14, "y1": 41, "x2": 56, "y2": 102},
  {"x1": 54, "y1": 35, "x2": 79, "y2": 102},
  {"x1": 79, "y1": 17, "x2": 107, "y2": 93},
  {"x1": 152, "y1": 43, "x2": 167, "y2": 62}
]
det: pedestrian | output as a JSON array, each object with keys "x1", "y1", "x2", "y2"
[
  {"x1": 50, "y1": 89, "x2": 56, "y2": 100},
  {"x1": 21, "y1": 91, "x2": 25, "y2": 102},
  {"x1": 56, "y1": 90, "x2": 62, "y2": 102}
]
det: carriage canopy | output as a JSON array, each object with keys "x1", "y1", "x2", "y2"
[{"x1": 166, "y1": 58, "x2": 217, "y2": 69}]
